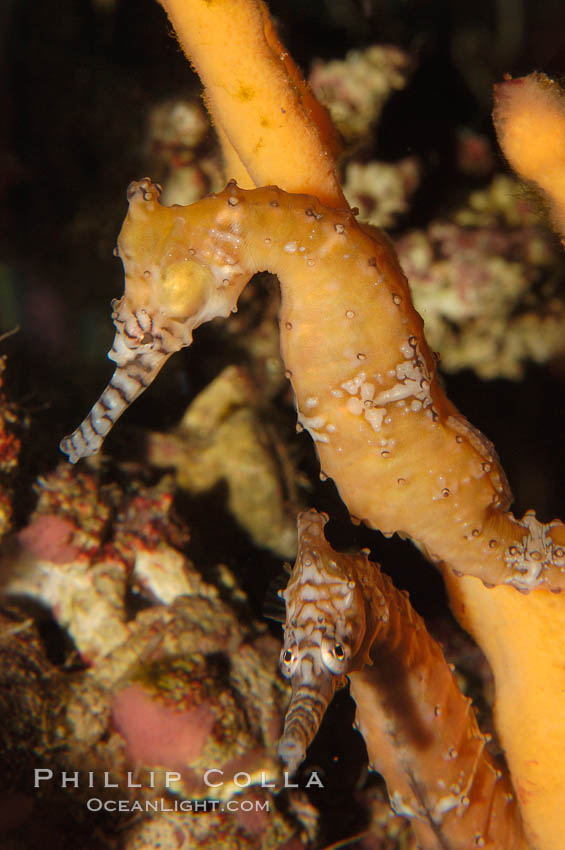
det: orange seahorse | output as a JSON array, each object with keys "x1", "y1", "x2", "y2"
[
  {"x1": 278, "y1": 508, "x2": 527, "y2": 850},
  {"x1": 61, "y1": 178, "x2": 565, "y2": 594}
]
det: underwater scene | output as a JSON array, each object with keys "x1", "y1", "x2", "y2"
[{"x1": 1, "y1": 1, "x2": 565, "y2": 848}]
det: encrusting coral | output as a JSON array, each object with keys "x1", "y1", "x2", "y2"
[
  {"x1": 146, "y1": 96, "x2": 224, "y2": 207},
  {"x1": 0, "y1": 355, "x2": 22, "y2": 541},
  {"x1": 0, "y1": 467, "x2": 303, "y2": 848},
  {"x1": 396, "y1": 192, "x2": 565, "y2": 379},
  {"x1": 344, "y1": 158, "x2": 421, "y2": 229},
  {"x1": 56, "y1": 1, "x2": 565, "y2": 847},
  {"x1": 4, "y1": 466, "x2": 192, "y2": 662},
  {"x1": 309, "y1": 44, "x2": 413, "y2": 144},
  {"x1": 0, "y1": 601, "x2": 299, "y2": 848}
]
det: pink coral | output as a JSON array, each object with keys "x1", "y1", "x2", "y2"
[
  {"x1": 112, "y1": 684, "x2": 215, "y2": 769},
  {"x1": 18, "y1": 514, "x2": 81, "y2": 564}
]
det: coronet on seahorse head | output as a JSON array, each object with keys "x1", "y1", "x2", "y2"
[
  {"x1": 60, "y1": 179, "x2": 248, "y2": 463},
  {"x1": 277, "y1": 509, "x2": 370, "y2": 774}
]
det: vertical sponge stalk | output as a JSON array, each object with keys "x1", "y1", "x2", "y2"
[
  {"x1": 158, "y1": 0, "x2": 345, "y2": 207},
  {"x1": 493, "y1": 72, "x2": 565, "y2": 245}
]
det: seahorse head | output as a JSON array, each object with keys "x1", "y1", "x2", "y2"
[
  {"x1": 117, "y1": 179, "x2": 229, "y2": 328},
  {"x1": 277, "y1": 510, "x2": 368, "y2": 774},
  {"x1": 60, "y1": 179, "x2": 245, "y2": 463}
]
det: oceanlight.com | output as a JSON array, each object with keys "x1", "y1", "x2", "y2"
[{"x1": 86, "y1": 798, "x2": 270, "y2": 814}]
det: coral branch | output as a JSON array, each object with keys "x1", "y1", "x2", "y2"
[
  {"x1": 158, "y1": 0, "x2": 345, "y2": 206},
  {"x1": 442, "y1": 571, "x2": 565, "y2": 850},
  {"x1": 279, "y1": 509, "x2": 528, "y2": 849},
  {"x1": 493, "y1": 73, "x2": 565, "y2": 245}
]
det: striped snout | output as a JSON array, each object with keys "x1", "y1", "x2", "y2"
[
  {"x1": 59, "y1": 346, "x2": 172, "y2": 464},
  {"x1": 278, "y1": 677, "x2": 337, "y2": 774},
  {"x1": 278, "y1": 644, "x2": 339, "y2": 775}
]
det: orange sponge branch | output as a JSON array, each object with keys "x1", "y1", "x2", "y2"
[
  {"x1": 493, "y1": 72, "x2": 565, "y2": 245},
  {"x1": 158, "y1": 0, "x2": 345, "y2": 207}
]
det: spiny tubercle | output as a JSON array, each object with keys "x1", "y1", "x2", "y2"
[{"x1": 60, "y1": 179, "x2": 565, "y2": 592}]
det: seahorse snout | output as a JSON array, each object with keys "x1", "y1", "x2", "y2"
[
  {"x1": 59, "y1": 299, "x2": 188, "y2": 463},
  {"x1": 277, "y1": 662, "x2": 339, "y2": 774}
]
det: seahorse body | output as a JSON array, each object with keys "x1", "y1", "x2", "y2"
[
  {"x1": 279, "y1": 510, "x2": 527, "y2": 850},
  {"x1": 61, "y1": 179, "x2": 565, "y2": 593}
]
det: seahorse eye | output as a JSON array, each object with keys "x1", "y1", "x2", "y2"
[
  {"x1": 160, "y1": 259, "x2": 211, "y2": 321},
  {"x1": 321, "y1": 635, "x2": 350, "y2": 674},
  {"x1": 279, "y1": 644, "x2": 298, "y2": 678}
]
